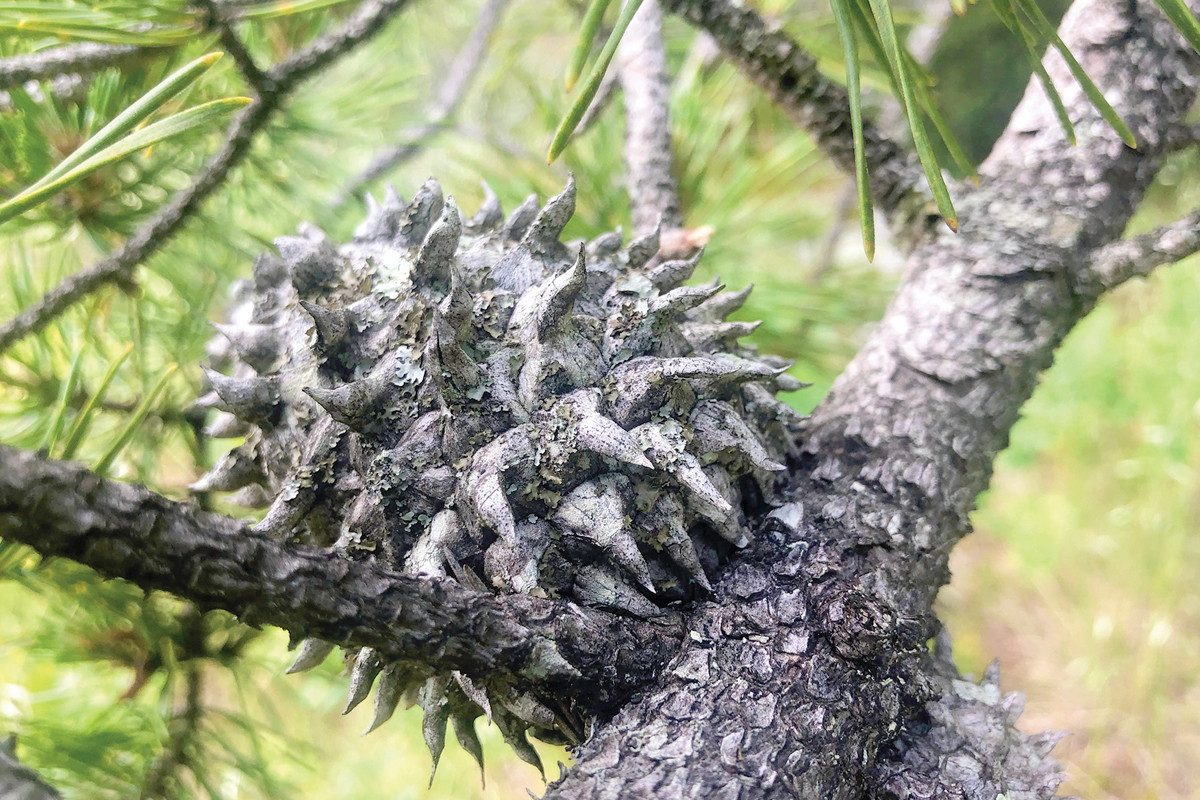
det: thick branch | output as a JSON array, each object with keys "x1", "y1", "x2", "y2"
[
  {"x1": 0, "y1": 445, "x2": 679, "y2": 710},
  {"x1": 0, "y1": 43, "x2": 155, "y2": 92},
  {"x1": 661, "y1": 0, "x2": 925, "y2": 223},
  {"x1": 0, "y1": 0, "x2": 415, "y2": 357},
  {"x1": 1075, "y1": 205, "x2": 1200, "y2": 295},
  {"x1": 336, "y1": 0, "x2": 510, "y2": 203},
  {"x1": 618, "y1": 0, "x2": 683, "y2": 235},
  {"x1": 549, "y1": 0, "x2": 1200, "y2": 796},
  {"x1": 808, "y1": 0, "x2": 1200, "y2": 546}
]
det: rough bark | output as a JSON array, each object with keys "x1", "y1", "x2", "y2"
[
  {"x1": 0, "y1": 445, "x2": 681, "y2": 713},
  {"x1": 545, "y1": 0, "x2": 1200, "y2": 796},
  {"x1": 0, "y1": 736, "x2": 60, "y2": 800}
]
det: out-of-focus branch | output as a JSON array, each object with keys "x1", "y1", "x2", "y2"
[
  {"x1": 0, "y1": 0, "x2": 416, "y2": 357},
  {"x1": 0, "y1": 444, "x2": 681, "y2": 708},
  {"x1": 618, "y1": 0, "x2": 683, "y2": 235},
  {"x1": 0, "y1": 43, "x2": 156, "y2": 92},
  {"x1": 1075, "y1": 206, "x2": 1200, "y2": 297},
  {"x1": 336, "y1": 0, "x2": 511, "y2": 205},
  {"x1": 139, "y1": 606, "x2": 206, "y2": 800},
  {"x1": 577, "y1": 64, "x2": 621, "y2": 134},
  {"x1": 196, "y1": 0, "x2": 274, "y2": 95},
  {"x1": 661, "y1": 0, "x2": 925, "y2": 225}
]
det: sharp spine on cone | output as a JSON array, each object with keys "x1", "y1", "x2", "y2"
[{"x1": 193, "y1": 175, "x2": 805, "y2": 776}]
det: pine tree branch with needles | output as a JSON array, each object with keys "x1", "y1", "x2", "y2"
[
  {"x1": 0, "y1": 0, "x2": 418, "y2": 357},
  {"x1": 661, "y1": 0, "x2": 927, "y2": 229}
]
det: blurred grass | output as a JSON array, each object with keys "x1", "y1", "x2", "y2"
[{"x1": 939, "y1": 151, "x2": 1200, "y2": 800}]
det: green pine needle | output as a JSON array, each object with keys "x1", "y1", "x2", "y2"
[
  {"x1": 1011, "y1": 0, "x2": 1137, "y2": 148},
  {"x1": 548, "y1": 0, "x2": 646, "y2": 163},
  {"x1": 60, "y1": 343, "x2": 135, "y2": 462},
  {"x1": 866, "y1": 0, "x2": 959, "y2": 230},
  {"x1": 830, "y1": 0, "x2": 876, "y2": 261},
  {"x1": 94, "y1": 363, "x2": 178, "y2": 476},
  {"x1": 1150, "y1": 0, "x2": 1200, "y2": 57},
  {"x1": 0, "y1": 97, "x2": 251, "y2": 225},
  {"x1": 565, "y1": 0, "x2": 614, "y2": 92}
]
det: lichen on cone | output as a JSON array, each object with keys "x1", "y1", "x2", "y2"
[{"x1": 194, "y1": 175, "x2": 806, "y2": 774}]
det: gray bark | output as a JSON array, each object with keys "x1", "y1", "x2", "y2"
[
  {"x1": 546, "y1": 0, "x2": 1200, "y2": 796},
  {"x1": 0, "y1": 736, "x2": 60, "y2": 800},
  {"x1": 618, "y1": 0, "x2": 685, "y2": 235},
  {"x1": 0, "y1": 445, "x2": 681, "y2": 713},
  {"x1": 0, "y1": 43, "x2": 153, "y2": 92}
]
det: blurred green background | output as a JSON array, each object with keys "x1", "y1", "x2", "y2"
[{"x1": 1, "y1": 0, "x2": 1197, "y2": 797}]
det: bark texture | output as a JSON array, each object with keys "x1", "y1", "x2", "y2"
[
  {"x1": 545, "y1": 0, "x2": 1200, "y2": 796},
  {"x1": 0, "y1": 43, "x2": 153, "y2": 92},
  {"x1": 0, "y1": 445, "x2": 681, "y2": 713}
]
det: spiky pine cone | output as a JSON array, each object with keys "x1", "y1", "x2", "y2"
[{"x1": 194, "y1": 175, "x2": 806, "y2": 775}]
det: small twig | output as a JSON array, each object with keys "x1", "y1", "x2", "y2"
[
  {"x1": 0, "y1": 43, "x2": 157, "y2": 92},
  {"x1": 679, "y1": 29, "x2": 720, "y2": 83},
  {"x1": 794, "y1": 181, "x2": 856, "y2": 348},
  {"x1": 1074, "y1": 206, "x2": 1200, "y2": 298},
  {"x1": 334, "y1": 121, "x2": 446, "y2": 207},
  {"x1": 661, "y1": 0, "x2": 924, "y2": 224},
  {"x1": 618, "y1": 0, "x2": 683, "y2": 235},
  {"x1": 811, "y1": 180, "x2": 858, "y2": 285},
  {"x1": 195, "y1": 0, "x2": 275, "y2": 96},
  {"x1": 336, "y1": 0, "x2": 511, "y2": 204},
  {"x1": 0, "y1": 0, "x2": 416, "y2": 357}
]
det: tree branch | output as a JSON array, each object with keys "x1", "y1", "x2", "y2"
[
  {"x1": 0, "y1": 0, "x2": 417, "y2": 357},
  {"x1": 196, "y1": 0, "x2": 275, "y2": 96},
  {"x1": 0, "y1": 43, "x2": 156, "y2": 92},
  {"x1": 139, "y1": 636, "x2": 204, "y2": 799},
  {"x1": 661, "y1": 0, "x2": 926, "y2": 226},
  {"x1": 0, "y1": 444, "x2": 680, "y2": 711},
  {"x1": 335, "y1": 0, "x2": 510, "y2": 205},
  {"x1": 577, "y1": 63, "x2": 621, "y2": 135},
  {"x1": 1075, "y1": 206, "x2": 1200, "y2": 296},
  {"x1": 618, "y1": 0, "x2": 683, "y2": 235},
  {"x1": 547, "y1": 0, "x2": 1200, "y2": 795}
]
